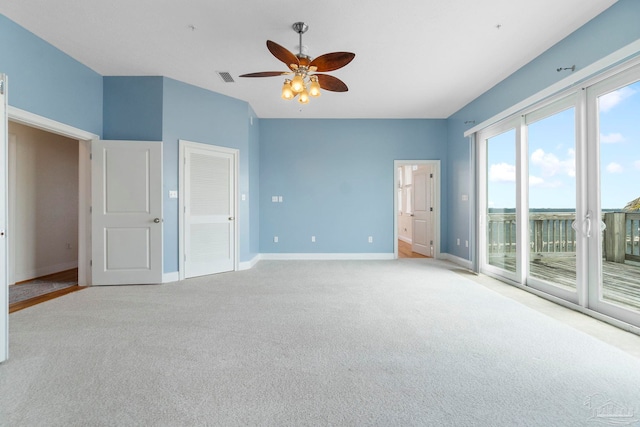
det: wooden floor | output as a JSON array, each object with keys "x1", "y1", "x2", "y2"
[
  {"x1": 398, "y1": 240, "x2": 429, "y2": 259},
  {"x1": 9, "y1": 269, "x2": 84, "y2": 313},
  {"x1": 491, "y1": 256, "x2": 640, "y2": 311}
]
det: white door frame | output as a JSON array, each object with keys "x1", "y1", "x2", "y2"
[
  {"x1": 1, "y1": 74, "x2": 8, "y2": 363},
  {"x1": 178, "y1": 140, "x2": 239, "y2": 280},
  {"x1": 393, "y1": 160, "x2": 441, "y2": 259},
  {"x1": 7, "y1": 106, "x2": 98, "y2": 286}
]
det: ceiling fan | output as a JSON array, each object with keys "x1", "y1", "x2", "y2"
[{"x1": 239, "y1": 22, "x2": 355, "y2": 104}]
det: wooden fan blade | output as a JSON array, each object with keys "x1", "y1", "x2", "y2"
[
  {"x1": 316, "y1": 74, "x2": 349, "y2": 92},
  {"x1": 309, "y1": 52, "x2": 355, "y2": 72},
  {"x1": 239, "y1": 71, "x2": 289, "y2": 78},
  {"x1": 267, "y1": 40, "x2": 299, "y2": 70}
]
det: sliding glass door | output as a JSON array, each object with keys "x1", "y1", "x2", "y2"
[
  {"x1": 525, "y1": 97, "x2": 580, "y2": 303},
  {"x1": 479, "y1": 120, "x2": 520, "y2": 281},
  {"x1": 587, "y1": 69, "x2": 640, "y2": 325},
  {"x1": 478, "y1": 60, "x2": 640, "y2": 328}
]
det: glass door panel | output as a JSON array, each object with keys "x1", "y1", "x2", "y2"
[
  {"x1": 527, "y1": 107, "x2": 577, "y2": 292},
  {"x1": 486, "y1": 129, "x2": 517, "y2": 273},
  {"x1": 596, "y1": 79, "x2": 640, "y2": 317}
]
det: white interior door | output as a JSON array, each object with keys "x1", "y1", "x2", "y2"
[
  {"x1": 91, "y1": 140, "x2": 163, "y2": 285},
  {"x1": 0, "y1": 74, "x2": 8, "y2": 363},
  {"x1": 183, "y1": 142, "x2": 236, "y2": 278},
  {"x1": 412, "y1": 165, "x2": 433, "y2": 257}
]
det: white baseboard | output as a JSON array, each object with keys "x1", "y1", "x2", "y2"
[
  {"x1": 13, "y1": 261, "x2": 79, "y2": 284},
  {"x1": 239, "y1": 254, "x2": 261, "y2": 270},
  {"x1": 398, "y1": 236, "x2": 412, "y2": 244},
  {"x1": 260, "y1": 253, "x2": 395, "y2": 261},
  {"x1": 163, "y1": 271, "x2": 180, "y2": 283},
  {"x1": 440, "y1": 253, "x2": 473, "y2": 270}
]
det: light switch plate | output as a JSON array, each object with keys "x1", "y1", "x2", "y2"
[{"x1": 169, "y1": 190, "x2": 178, "y2": 199}]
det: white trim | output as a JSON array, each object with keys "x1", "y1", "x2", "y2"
[
  {"x1": 393, "y1": 160, "x2": 441, "y2": 260},
  {"x1": 260, "y1": 253, "x2": 395, "y2": 261},
  {"x1": 239, "y1": 254, "x2": 261, "y2": 270},
  {"x1": 8, "y1": 106, "x2": 100, "y2": 141},
  {"x1": 464, "y1": 39, "x2": 640, "y2": 138},
  {"x1": 398, "y1": 235, "x2": 412, "y2": 244},
  {"x1": 163, "y1": 271, "x2": 180, "y2": 283},
  {"x1": 78, "y1": 140, "x2": 91, "y2": 286},
  {"x1": 6, "y1": 107, "x2": 95, "y2": 287},
  {"x1": 440, "y1": 253, "x2": 473, "y2": 270},
  {"x1": 178, "y1": 140, "x2": 239, "y2": 280},
  {"x1": 1, "y1": 74, "x2": 8, "y2": 363},
  {"x1": 12, "y1": 261, "x2": 79, "y2": 284}
]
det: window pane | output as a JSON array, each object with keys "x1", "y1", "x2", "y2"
[
  {"x1": 528, "y1": 107, "x2": 576, "y2": 289},
  {"x1": 598, "y1": 80, "x2": 640, "y2": 313},
  {"x1": 487, "y1": 129, "x2": 517, "y2": 272}
]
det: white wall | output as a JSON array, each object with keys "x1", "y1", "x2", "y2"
[{"x1": 8, "y1": 122, "x2": 78, "y2": 283}]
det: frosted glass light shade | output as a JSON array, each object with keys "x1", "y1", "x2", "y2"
[
  {"x1": 281, "y1": 80, "x2": 294, "y2": 100},
  {"x1": 291, "y1": 74, "x2": 305, "y2": 93},
  {"x1": 309, "y1": 76, "x2": 321, "y2": 97},
  {"x1": 298, "y1": 89, "x2": 310, "y2": 104}
]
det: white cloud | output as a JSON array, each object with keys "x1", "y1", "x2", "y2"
[
  {"x1": 529, "y1": 175, "x2": 544, "y2": 186},
  {"x1": 489, "y1": 163, "x2": 515, "y2": 182},
  {"x1": 529, "y1": 175, "x2": 564, "y2": 188},
  {"x1": 599, "y1": 86, "x2": 637, "y2": 113},
  {"x1": 530, "y1": 148, "x2": 575, "y2": 178},
  {"x1": 600, "y1": 132, "x2": 625, "y2": 144},
  {"x1": 606, "y1": 162, "x2": 624, "y2": 173}
]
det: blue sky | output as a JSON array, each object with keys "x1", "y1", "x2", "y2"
[{"x1": 487, "y1": 80, "x2": 640, "y2": 211}]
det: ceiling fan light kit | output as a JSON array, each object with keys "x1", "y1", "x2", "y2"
[{"x1": 240, "y1": 22, "x2": 355, "y2": 105}]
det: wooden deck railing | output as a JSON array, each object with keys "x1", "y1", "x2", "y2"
[
  {"x1": 487, "y1": 211, "x2": 640, "y2": 262},
  {"x1": 603, "y1": 212, "x2": 640, "y2": 263}
]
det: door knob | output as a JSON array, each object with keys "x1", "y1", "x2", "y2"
[
  {"x1": 154, "y1": 218, "x2": 161, "y2": 223},
  {"x1": 228, "y1": 217, "x2": 235, "y2": 221}
]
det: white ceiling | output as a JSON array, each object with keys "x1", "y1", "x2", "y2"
[{"x1": 0, "y1": 0, "x2": 617, "y2": 119}]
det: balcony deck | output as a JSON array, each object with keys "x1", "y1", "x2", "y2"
[{"x1": 491, "y1": 256, "x2": 640, "y2": 312}]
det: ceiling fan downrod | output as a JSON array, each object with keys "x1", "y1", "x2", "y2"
[{"x1": 292, "y1": 22, "x2": 308, "y2": 59}]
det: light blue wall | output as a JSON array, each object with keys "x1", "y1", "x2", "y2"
[
  {"x1": 162, "y1": 77, "x2": 257, "y2": 270},
  {"x1": 101, "y1": 76, "x2": 258, "y2": 272},
  {"x1": 0, "y1": 14, "x2": 103, "y2": 136},
  {"x1": 259, "y1": 119, "x2": 447, "y2": 253},
  {"x1": 446, "y1": 0, "x2": 640, "y2": 261},
  {"x1": 103, "y1": 77, "x2": 163, "y2": 140}
]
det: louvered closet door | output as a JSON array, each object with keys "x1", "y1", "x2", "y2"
[{"x1": 184, "y1": 146, "x2": 235, "y2": 278}]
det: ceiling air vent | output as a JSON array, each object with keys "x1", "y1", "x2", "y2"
[{"x1": 216, "y1": 71, "x2": 235, "y2": 83}]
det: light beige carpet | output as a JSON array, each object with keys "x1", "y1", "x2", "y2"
[{"x1": 1, "y1": 259, "x2": 639, "y2": 426}]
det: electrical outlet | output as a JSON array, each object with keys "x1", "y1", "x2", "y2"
[
  {"x1": 66, "y1": 243, "x2": 72, "y2": 249},
  {"x1": 271, "y1": 196, "x2": 278, "y2": 202},
  {"x1": 457, "y1": 238, "x2": 460, "y2": 246},
  {"x1": 465, "y1": 240, "x2": 469, "y2": 248},
  {"x1": 311, "y1": 236, "x2": 316, "y2": 242},
  {"x1": 368, "y1": 236, "x2": 373, "y2": 243},
  {"x1": 274, "y1": 236, "x2": 278, "y2": 243}
]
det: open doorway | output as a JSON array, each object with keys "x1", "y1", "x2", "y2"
[
  {"x1": 394, "y1": 160, "x2": 440, "y2": 259},
  {"x1": 8, "y1": 121, "x2": 83, "y2": 310}
]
